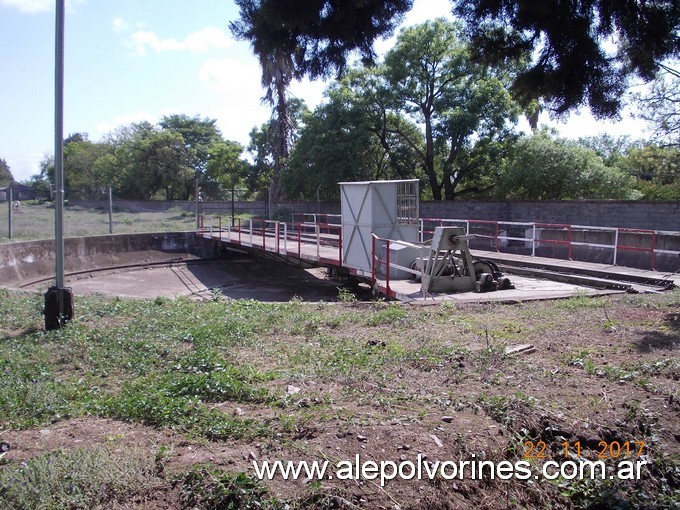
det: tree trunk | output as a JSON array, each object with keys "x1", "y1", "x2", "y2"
[{"x1": 424, "y1": 112, "x2": 441, "y2": 200}]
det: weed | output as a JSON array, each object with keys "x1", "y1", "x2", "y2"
[
  {"x1": 0, "y1": 447, "x2": 162, "y2": 509},
  {"x1": 365, "y1": 303, "x2": 407, "y2": 326},
  {"x1": 179, "y1": 467, "x2": 284, "y2": 510},
  {"x1": 337, "y1": 286, "x2": 357, "y2": 303}
]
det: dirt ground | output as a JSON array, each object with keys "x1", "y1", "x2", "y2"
[{"x1": 1, "y1": 289, "x2": 678, "y2": 509}]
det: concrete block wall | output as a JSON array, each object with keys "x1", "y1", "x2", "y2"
[{"x1": 70, "y1": 199, "x2": 679, "y2": 232}]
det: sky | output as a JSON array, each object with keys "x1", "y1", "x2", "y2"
[{"x1": 0, "y1": 0, "x2": 651, "y2": 183}]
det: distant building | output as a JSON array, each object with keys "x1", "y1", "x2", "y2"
[{"x1": 0, "y1": 184, "x2": 37, "y2": 202}]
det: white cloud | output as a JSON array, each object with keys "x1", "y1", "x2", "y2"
[
  {"x1": 126, "y1": 27, "x2": 233, "y2": 57},
  {"x1": 198, "y1": 58, "x2": 329, "y2": 145},
  {"x1": 112, "y1": 16, "x2": 130, "y2": 35},
  {"x1": 0, "y1": 0, "x2": 84, "y2": 14},
  {"x1": 4, "y1": 151, "x2": 46, "y2": 182},
  {"x1": 198, "y1": 58, "x2": 270, "y2": 144}
]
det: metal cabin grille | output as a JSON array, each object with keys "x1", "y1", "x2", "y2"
[{"x1": 396, "y1": 180, "x2": 418, "y2": 225}]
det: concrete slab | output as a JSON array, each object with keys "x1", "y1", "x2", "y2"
[
  {"x1": 34, "y1": 259, "x2": 347, "y2": 302},
  {"x1": 377, "y1": 274, "x2": 621, "y2": 304}
]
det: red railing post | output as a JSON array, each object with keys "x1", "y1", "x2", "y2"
[
  {"x1": 651, "y1": 231, "x2": 657, "y2": 270},
  {"x1": 297, "y1": 223, "x2": 301, "y2": 258},
  {"x1": 371, "y1": 234, "x2": 376, "y2": 283}
]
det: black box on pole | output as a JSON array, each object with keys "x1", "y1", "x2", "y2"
[{"x1": 44, "y1": 286, "x2": 74, "y2": 330}]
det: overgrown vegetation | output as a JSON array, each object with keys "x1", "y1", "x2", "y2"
[{"x1": 0, "y1": 289, "x2": 678, "y2": 508}]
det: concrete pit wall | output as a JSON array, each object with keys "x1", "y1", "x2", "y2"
[{"x1": 0, "y1": 232, "x2": 212, "y2": 288}]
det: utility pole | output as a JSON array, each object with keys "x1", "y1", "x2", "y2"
[{"x1": 44, "y1": 0, "x2": 73, "y2": 331}]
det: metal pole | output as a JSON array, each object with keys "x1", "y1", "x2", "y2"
[
  {"x1": 8, "y1": 186, "x2": 13, "y2": 239},
  {"x1": 54, "y1": 0, "x2": 65, "y2": 290},
  {"x1": 43, "y1": 0, "x2": 74, "y2": 331},
  {"x1": 195, "y1": 181, "x2": 199, "y2": 230},
  {"x1": 231, "y1": 185, "x2": 235, "y2": 227},
  {"x1": 108, "y1": 187, "x2": 113, "y2": 234}
]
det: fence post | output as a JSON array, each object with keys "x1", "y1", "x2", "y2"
[
  {"x1": 531, "y1": 224, "x2": 536, "y2": 257},
  {"x1": 8, "y1": 186, "x2": 13, "y2": 239},
  {"x1": 108, "y1": 187, "x2": 113, "y2": 234},
  {"x1": 385, "y1": 239, "x2": 391, "y2": 298},
  {"x1": 613, "y1": 228, "x2": 619, "y2": 265}
]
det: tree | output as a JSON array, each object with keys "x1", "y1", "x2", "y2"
[
  {"x1": 0, "y1": 158, "x2": 13, "y2": 187},
  {"x1": 103, "y1": 122, "x2": 195, "y2": 200},
  {"x1": 230, "y1": 0, "x2": 412, "y2": 202},
  {"x1": 284, "y1": 81, "x2": 421, "y2": 200},
  {"x1": 620, "y1": 144, "x2": 680, "y2": 199},
  {"x1": 205, "y1": 141, "x2": 250, "y2": 198},
  {"x1": 453, "y1": 0, "x2": 680, "y2": 118},
  {"x1": 381, "y1": 19, "x2": 520, "y2": 200},
  {"x1": 63, "y1": 135, "x2": 110, "y2": 198},
  {"x1": 159, "y1": 114, "x2": 224, "y2": 174},
  {"x1": 635, "y1": 69, "x2": 680, "y2": 146},
  {"x1": 496, "y1": 132, "x2": 640, "y2": 199},
  {"x1": 230, "y1": 0, "x2": 413, "y2": 80},
  {"x1": 245, "y1": 97, "x2": 309, "y2": 200}
]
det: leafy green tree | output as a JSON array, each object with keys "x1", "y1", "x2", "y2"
[
  {"x1": 453, "y1": 0, "x2": 680, "y2": 118},
  {"x1": 104, "y1": 122, "x2": 195, "y2": 200},
  {"x1": 205, "y1": 141, "x2": 250, "y2": 198},
  {"x1": 634, "y1": 69, "x2": 680, "y2": 147},
  {"x1": 577, "y1": 135, "x2": 643, "y2": 167},
  {"x1": 230, "y1": 0, "x2": 412, "y2": 80},
  {"x1": 621, "y1": 144, "x2": 680, "y2": 199},
  {"x1": 159, "y1": 114, "x2": 224, "y2": 174},
  {"x1": 63, "y1": 136, "x2": 111, "y2": 198},
  {"x1": 230, "y1": 0, "x2": 412, "y2": 202},
  {"x1": 245, "y1": 98, "x2": 308, "y2": 200},
  {"x1": 283, "y1": 76, "x2": 421, "y2": 200},
  {"x1": 381, "y1": 19, "x2": 521, "y2": 200},
  {"x1": 496, "y1": 132, "x2": 640, "y2": 200},
  {"x1": 0, "y1": 158, "x2": 13, "y2": 187}
]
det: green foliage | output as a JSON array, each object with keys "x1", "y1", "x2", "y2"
[
  {"x1": 496, "y1": 131, "x2": 640, "y2": 199},
  {"x1": 33, "y1": 116, "x2": 251, "y2": 201},
  {"x1": 179, "y1": 467, "x2": 283, "y2": 510},
  {"x1": 634, "y1": 70, "x2": 680, "y2": 147},
  {"x1": 621, "y1": 144, "x2": 680, "y2": 199},
  {"x1": 230, "y1": 0, "x2": 413, "y2": 81},
  {"x1": 284, "y1": 76, "x2": 421, "y2": 199},
  {"x1": 0, "y1": 158, "x2": 13, "y2": 187},
  {"x1": 383, "y1": 18, "x2": 521, "y2": 200},
  {"x1": 454, "y1": 0, "x2": 680, "y2": 118},
  {"x1": 0, "y1": 447, "x2": 161, "y2": 510}
]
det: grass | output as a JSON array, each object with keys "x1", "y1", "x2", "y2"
[
  {"x1": 0, "y1": 289, "x2": 678, "y2": 509},
  {"x1": 0, "y1": 446, "x2": 163, "y2": 510},
  {"x1": 0, "y1": 201, "x2": 201, "y2": 241}
]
